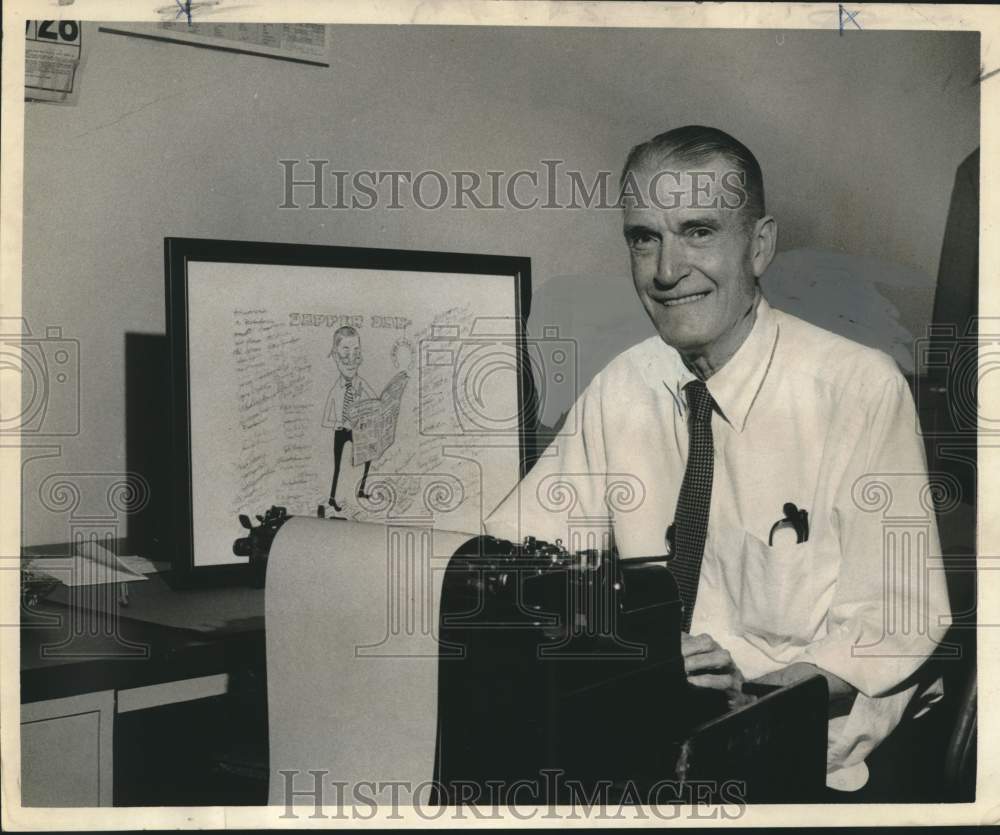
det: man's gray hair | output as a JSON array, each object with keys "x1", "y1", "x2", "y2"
[{"x1": 621, "y1": 124, "x2": 766, "y2": 223}]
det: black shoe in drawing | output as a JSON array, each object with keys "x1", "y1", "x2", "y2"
[
  {"x1": 328, "y1": 498, "x2": 343, "y2": 513},
  {"x1": 356, "y1": 488, "x2": 371, "y2": 500}
]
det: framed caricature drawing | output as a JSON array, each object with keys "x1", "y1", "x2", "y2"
[{"x1": 165, "y1": 238, "x2": 532, "y2": 583}]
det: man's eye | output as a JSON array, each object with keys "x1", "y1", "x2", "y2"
[
  {"x1": 688, "y1": 227, "x2": 713, "y2": 240},
  {"x1": 627, "y1": 233, "x2": 657, "y2": 251}
]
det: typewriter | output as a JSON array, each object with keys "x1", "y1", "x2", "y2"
[
  {"x1": 233, "y1": 514, "x2": 828, "y2": 801},
  {"x1": 433, "y1": 534, "x2": 828, "y2": 804}
]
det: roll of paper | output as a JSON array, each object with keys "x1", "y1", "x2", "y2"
[{"x1": 265, "y1": 517, "x2": 476, "y2": 806}]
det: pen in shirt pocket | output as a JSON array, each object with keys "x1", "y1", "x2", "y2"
[{"x1": 768, "y1": 503, "x2": 809, "y2": 546}]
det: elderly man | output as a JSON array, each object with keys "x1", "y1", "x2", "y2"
[{"x1": 485, "y1": 125, "x2": 952, "y2": 795}]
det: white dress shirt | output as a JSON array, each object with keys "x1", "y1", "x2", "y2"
[{"x1": 485, "y1": 295, "x2": 952, "y2": 790}]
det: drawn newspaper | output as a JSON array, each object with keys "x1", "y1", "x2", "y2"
[{"x1": 344, "y1": 371, "x2": 409, "y2": 466}]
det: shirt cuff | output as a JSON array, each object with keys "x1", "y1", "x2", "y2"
[
  {"x1": 797, "y1": 618, "x2": 944, "y2": 699},
  {"x1": 826, "y1": 761, "x2": 869, "y2": 792}
]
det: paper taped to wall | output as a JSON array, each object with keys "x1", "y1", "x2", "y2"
[
  {"x1": 99, "y1": 21, "x2": 329, "y2": 67},
  {"x1": 25, "y1": 20, "x2": 84, "y2": 104}
]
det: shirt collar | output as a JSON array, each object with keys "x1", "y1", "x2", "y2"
[
  {"x1": 704, "y1": 295, "x2": 778, "y2": 432},
  {"x1": 652, "y1": 295, "x2": 779, "y2": 433}
]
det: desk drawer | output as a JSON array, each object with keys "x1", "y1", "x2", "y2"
[{"x1": 21, "y1": 691, "x2": 114, "y2": 807}]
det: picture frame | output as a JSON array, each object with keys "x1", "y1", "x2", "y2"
[{"x1": 165, "y1": 237, "x2": 533, "y2": 586}]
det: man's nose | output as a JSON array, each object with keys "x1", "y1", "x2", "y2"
[{"x1": 654, "y1": 240, "x2": 690, "y2": 288}]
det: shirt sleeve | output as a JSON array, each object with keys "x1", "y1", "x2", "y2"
[
  {"x1": 799, "y1": 363, "x2": 953, "y2": 699},
  {"x1": 485, "y1": 378, "x2": 613, "y2": 548}
]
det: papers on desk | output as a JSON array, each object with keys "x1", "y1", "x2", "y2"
[
  {"x1": 116, "y1": 554, "x2": 171, "y2": 577},
  {"x1": 27, "y1": 541, "x2": 150, "y2": 587}
]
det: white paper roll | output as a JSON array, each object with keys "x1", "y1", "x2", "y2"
[{"x1": 265, "y1": 516, "x2": 476, "y2": 806}]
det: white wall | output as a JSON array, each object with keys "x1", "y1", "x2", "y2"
[{"x1": 20, "y1": 24, "x2": 979, "y2": 546}]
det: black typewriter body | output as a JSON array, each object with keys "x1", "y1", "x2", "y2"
[
  {"x1": 434, "y1": 535, "x2": 735, "y2": 804},
  {"x1": 433, "y1": 534, "x2": 828, "y2": 805}
]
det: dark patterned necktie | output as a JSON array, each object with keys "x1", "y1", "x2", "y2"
[
  {"x1": 671, "y1": 379, "x2": 715, "y2": 633},
  {"x1": 341, "y1": 379, "x2": 355, "y2": 424}
]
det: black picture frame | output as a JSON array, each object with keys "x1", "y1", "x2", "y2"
[{"x1": 165, "y1": 237, "x2": 533, "y2": 586}]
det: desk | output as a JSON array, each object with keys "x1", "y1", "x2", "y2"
[
  {"x1": 20, "y1": 572, "x2": 267, "y2": 807},
  {"x1": 20, "y1": 532, "x2": 970, "y2": 807}
]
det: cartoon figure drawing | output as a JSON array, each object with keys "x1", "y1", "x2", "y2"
[
  {"x1": 322, "y1": 326, "x2": 409, "y2": 512},
  {"x1": 322, "y1": 326, "x2": 378, "y2": 511}
]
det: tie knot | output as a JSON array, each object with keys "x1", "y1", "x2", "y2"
[{"x1": 684, "y1": 379, "x2": 714, "y2": 422}]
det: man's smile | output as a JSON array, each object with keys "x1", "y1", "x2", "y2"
[{"x1": 653, "y1": 290, "x2": 711, "y2": 307}]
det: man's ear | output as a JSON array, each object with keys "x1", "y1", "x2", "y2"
[{"x1": 750, "y1": 215, "x2": 777, "y2": 278}]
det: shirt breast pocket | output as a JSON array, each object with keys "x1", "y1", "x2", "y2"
[{"x1": 738, "y1": 530, "x2": 834, "y2": 648}]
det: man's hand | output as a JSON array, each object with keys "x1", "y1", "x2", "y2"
[{"x1": 681, "y1": 632, "x2": 754, "y2": 710}]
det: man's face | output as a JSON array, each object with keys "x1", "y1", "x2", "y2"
[
  {"x1": 335, "y1": 335, "x2": 362, "y2": 379},
  {"x1": 622, "y1": 155, "x2": 769, "y2": 367}
]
